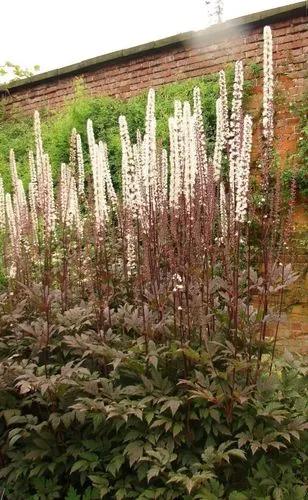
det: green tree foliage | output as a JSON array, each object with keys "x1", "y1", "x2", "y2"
[{"x1": 0, "y1": 61, "x2": 40, "y2": 83}]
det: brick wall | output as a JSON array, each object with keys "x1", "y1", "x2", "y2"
[
  {"x1": 1, "y1": 5, "x2": 307, "y2": 147},
  {"x1": 1, "y1": 4, "x2": 307, "y2": 166}
]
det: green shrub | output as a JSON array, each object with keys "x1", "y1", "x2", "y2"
[{"x1": 0, "y1": 295, "x2": 306, "y2": 499}]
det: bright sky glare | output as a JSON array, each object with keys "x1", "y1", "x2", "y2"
[{"x1": 0, "y1": 0, "x2": 299, "y2": 74}]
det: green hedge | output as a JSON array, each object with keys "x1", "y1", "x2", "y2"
[{"x1": 0, "y1": 71, "x2": 238, "y2": 191}]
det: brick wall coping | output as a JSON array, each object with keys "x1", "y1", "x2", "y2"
[{"x1": 0, "y1": 1, "x2": 306, "y2": 95}]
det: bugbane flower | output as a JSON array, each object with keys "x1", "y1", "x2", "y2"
[
  {"x1": 183, "y1": 101, "x2": 197, "y2": 206},
  {"x1": 213, "y1": 97, "x2": 224, "y2": 181},
  {"x1": 87, "y1": 120, "x2": 109, "y2": 235},
  {"x1": 94, "y1": 143, "x2": 108, "y2": 234},
  {"x1": 0, "y1": 175, "x2": 5, "y2": 230},
  {"x1": 28, "y1": 150, "x2": 38, "y2": 209},
  {"x1": 229, "y1": 60, "x2": 244, "y2": 206},
  {"x1": 9, "y1": 149, "x2": 18, "y2": 193},
  {"x1": 160, "y1": 148, "x2": 168, "y2": 204},
  {"x1": 119, "y1": 115, "x2": 138, "y2": 217},
  {"x1": 235, "y1": 114, "x2": 253, "y2": 222},
  {"x1": 76, "y1": 133, "x2": 85, "y2": 196},
  {"x1": 143, "y1": 88, "x2": 157, "y2": 207},
  {"x1": 100, "y1": 142, "x2": 118, "y2": 212},
  {"x1": 193, "y1": 86, "x2": 208, "y2": 185},
  {"x1": 219, "y1": 182, "x2": 228, "y2": 239},
  {"x1": 28, "y1": 182, "x2": 38, "y2": 242},
  {"x1": 169, "y1": 101, "x2": 184, "y2": 209},
  {"x1": 43, "y1": 153, "x2": 56, "y2": 235},
  {"x1": 219, "y1": 70, "x2": 229, "y2": 145},
  {"x1": 6, "y1": 193, "x2": 20, "y2": 258},
  {"x1": 263, "y1": 26, "x2": 274, "y2": 142}
]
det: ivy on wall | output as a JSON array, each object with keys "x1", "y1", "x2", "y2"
[{"x1": 282, "y1": 94, "x2": 308, "y2": 198}]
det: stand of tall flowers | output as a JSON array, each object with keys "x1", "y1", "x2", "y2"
[{"x1": 0, "y1": 26, "x2": 297, "y2": 399}]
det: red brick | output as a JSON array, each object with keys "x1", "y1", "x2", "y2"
[{"x1": 0, "y1": 6, "x2": 306, "y2": 150}]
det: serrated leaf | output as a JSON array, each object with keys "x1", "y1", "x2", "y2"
[
  {"x1": 147, "y1": 465, "x2": 160, "y2": 482},
  {"x1": 228, "y1": 449, "x2": 246, "y2": 460},
  {"x1": 65, "y1": 486, "x2": 81, "y2": 500},
  {"x1": 124, "y1": 441, "x2": 143, "y2": 466},
  {"x1": 161, "y1": 399, "x2": 181, "y2": 416},
  {"x1": 173, "y1": 422, "x2": 183, "y2": 437},
  {"x1": 106, "y1": 455, "x2": 125, "y2": 477},
  {"x1": 70, "y1": 460, "x2": 88, "y2": 474}
]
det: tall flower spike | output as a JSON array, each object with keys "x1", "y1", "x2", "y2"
[
  {"x1": 29, "y1": 150, "x2": 38, "y2": 208},
  {"x1": 119, "y1": 115, "x2": 138, "y2": 216},
  {"x1": 60, "y1": 163, "x2": 70, "y2": 223},
  {"x1": 76, "y1": 133, "x2": 85, "y2": 196},
  {"x1": 87, "y1": 119, "x2": 96, "y2": 168},
  {"x1": 213, "y1": 97, "x2": 223, "y2": 181},
  {"x1": 193, "y1": 87, "x2": 208, "y2": 186},
  {"x1": 9, "y1": 149, "x2": 18, "y2": 193},
  {"x1": 70, "y1": 175, "x2": 83, "y2": 237},
  {"x1": 43, "y1": 153, "x2": 56, "y2": 235},
  {"x1": 229, "y1": 60, "x2": 244, "y2": 207},
  {"x1": 183, "y1": 101, "x2": 197, "y2": 207},
  {"x1": 34, "y1": 111, "x2": 44, "y2": 196},
  {"x1": 69, "y1": 128, "x2": 78, "y2": 171},
  {"x1": 219, "y1": 182, "x2": 227, "y2": 239},
  {"x1": 101, "y1": 142, "x2": 118, "y2": 212},
  {"x1": 219, "y1": 70, "x2": 229, "y2": 146},
  {"x1": 161, "y1": 148, "x2": 168, "y2": 204},
  {"x1": 235, "y1": 114, "x2": 253, "y2": 222},
  {"x1": 263, "y1": 26, "x2": 274, "y2": 143},
  {"x1": 169, "y1": 117, "x2": 176, "y2": 208},
  {"x1": 6, "y1": 192, "x2": 20, "y2": 259},
  {"x1": 94, "y1": 143, "x2": 108, "y2": 234},
  {"x1": 0, "y1": 175, "x2": 5, "y2": 230},
  {"x1": 87, "y1": 122, "x2": 109, "y2": 234},
  {"x1": 16, "y1": 179, "x2": 29, "y2": 231},
  {"x1": 169, "y1": 101, "x2": 184, "y2": 209},
  {"x1": 183, "y1": 101, "x2": 192, "y2": 204},
  {"x1": 28, "y1": 182, "x2": 38, "y2": 242},
  {"x1": 143, "y1": 88, "x2": 157, "y2": 208}
]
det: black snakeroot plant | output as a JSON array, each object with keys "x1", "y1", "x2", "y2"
[{"x1": 0, "y1": 25, "x2": 306, "y2": 499}]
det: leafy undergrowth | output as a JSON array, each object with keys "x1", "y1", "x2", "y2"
[{"x1": 0, "y1": 293, "x2": 307, "y2": 500}]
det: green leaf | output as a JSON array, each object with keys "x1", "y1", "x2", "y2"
[
  {"x1": 106, "y1": 455, "x2": 125, "y2": 477},
  {"x1": 70, "y1": 460, "x2": 88, "y2": 474},
  {"x1": 62, "y1": 411, "x2": 75, "y2": 429},
  {"x1": 228, "y1": 449, "x2": 246, "y2": 460},
  {"x1": 92, "y1": 413, "x2": 103, "y2": 431},
  {"x1": 89, "y1": 476, "x2": 109, "y2": 498},
  {"x1": 80, "y1": 451, "x2": 98, "y2": 462},
  {"x1": 229, "y1": 492, "x2": 249, "y2": 500},
  {"x1": 147, "y1": 466, "x2": 160, "y2": 482},
  {"x1": 9, "y1": 432, "x2": 22, "y2": 447},
  {"x1": 65, "y1": 486, "x2": 81, "y2": 500},
  {"x1": 173, "y1": 422, "x2": 183, "y2": 437},
  {"x1": 160, "y1": 399, "x2": 181, "y2": 416},
  {"x1": 124, "y1": 441, "x2": 143, "y2": 466},
  {"x1": 209, "y1": 409, "x2": 221, "y2": 423}
]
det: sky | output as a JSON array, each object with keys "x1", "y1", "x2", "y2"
[{"x1": 0, "y1": 0, "x2": 299, "y2": 77}]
